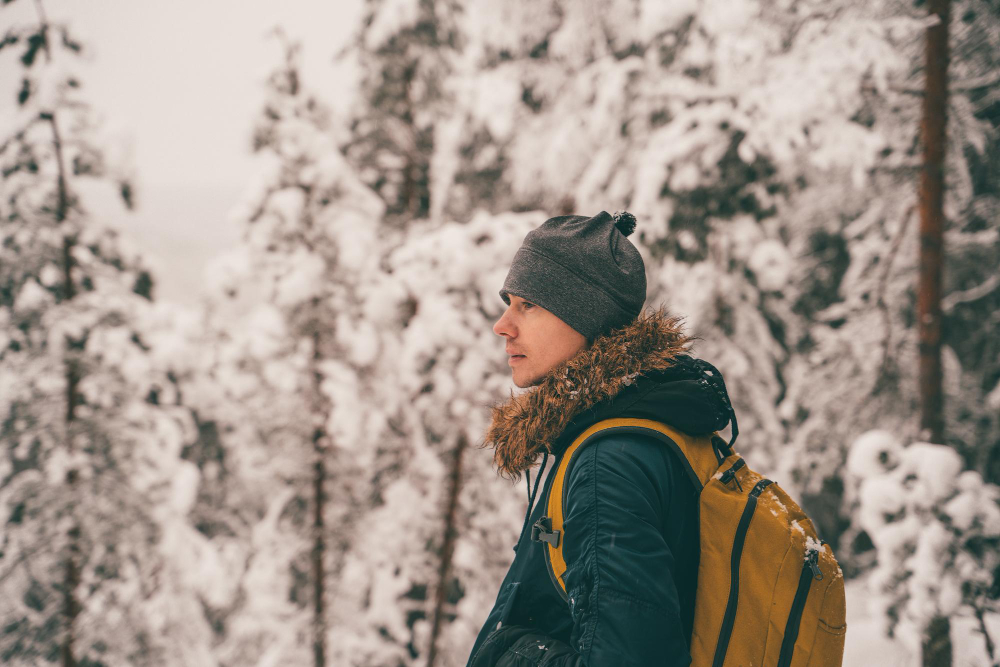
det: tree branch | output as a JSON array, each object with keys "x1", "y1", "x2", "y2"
[
  {"x1": 942, "y1": 275, "x2": 1000, "y2": 313},
  {"x1": 875, "y1": 204, "x2": 915, "y2": 388}
]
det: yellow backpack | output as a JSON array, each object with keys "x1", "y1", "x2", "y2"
[{"x1": 533, "y1": 418, "x2": 847, "y2": 666}]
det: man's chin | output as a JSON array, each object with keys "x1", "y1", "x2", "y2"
[{"x1": 513, "y1": 371, "x2": 545, "y2": 389}]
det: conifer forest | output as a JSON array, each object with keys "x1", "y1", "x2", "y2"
[{"x1": 1, "y1": 0, "x2": 999, "y2": 665}]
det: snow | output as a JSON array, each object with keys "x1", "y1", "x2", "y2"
[
  {"x1": 846, "y1": 574, "x2": 1000, "y2": 667},
  {"x1": 987, "y1": 380, "x2": 1000, "y2": 412},
  {"x1": 14, "y1": 279, "x2": 51, "y2": 311},
  {"x1": 847, "y1": 429, "x2": 903, "y2": 478},
  {"x1": 637, "y1": 0, "x2": 698, "y2": 41},
  {"x1": 850, "y1": 431, "x2": 1000, "y2": 657},
  {"x1": 747, "y1": 239, "x2": 792, "y2": 291},
  {"x1": 3, "y1": 0, "x2": 999, "y2": 663}
]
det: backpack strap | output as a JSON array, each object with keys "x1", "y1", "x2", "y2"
[{"x1": 535, "y1": 417, "x2": 722, "y2": 597}]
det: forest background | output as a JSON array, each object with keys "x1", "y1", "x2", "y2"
[{"x1": 1, "y1": 0, "x2": 999, "y2": 666}]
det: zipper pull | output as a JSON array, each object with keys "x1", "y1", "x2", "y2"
[
  {"x1": 719, "y1": 458, "x2": 745, "y2": 492},
  {"x1": 807, "y1": 549, "x2": 823, "y2": 580}
]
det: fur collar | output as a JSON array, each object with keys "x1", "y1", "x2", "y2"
[{"x1": 486, "y1": 308, "x2": 689, "y2": 480}]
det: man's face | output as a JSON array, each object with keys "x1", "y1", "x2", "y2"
[{"x1": 493, "y1": 293, "x2": 588, "y2": 388}]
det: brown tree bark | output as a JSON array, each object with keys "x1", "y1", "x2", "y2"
[
  {"x1": 918, "y1": 0, "x2": 951, "y2": 663},
  {"x1": 918, "y1": 0, "x2": 950, "y2": 446},
  {"x1": 426, "y1": 433, "x2": 469, "y2": 667}
]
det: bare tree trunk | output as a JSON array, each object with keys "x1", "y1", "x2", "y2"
[
  {"x1": 426, "y1": 433, "x2": 469, "y2": 667},
  {"x1": 57, "y1": 164, "x2": 80, "y2": 667},
  {"x1": 309, "y1": 328, "x2": 329, "y2": 667},
  {"x1": 57, "y1": 146, "x2": 80, "y2": 667},
  {"x1": 918, "y1": 0, "x2": 950, "y2": 446},
  {"x1": 401, "y1": 62, "x2": 419, "y2": 221},
  {"x1": 923, "y1": 616, "x2": 952, "y2": 667},
  {"x1": 918, "y1": 0, "x2": 951, "y2": 663},
  {"x1": 312, "y1": 451, "x2": 327, "y2": 667},
  {"x1": 62, "y1": 358, "x2": 80, "y2": 667}
]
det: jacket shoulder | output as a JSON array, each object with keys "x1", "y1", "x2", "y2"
[
  {"x1": 566, "y1": 430, "x2": 696, "y2": 493},
  {"x1": 560, "y1": 430, "x2": 700, "y2": 533}
]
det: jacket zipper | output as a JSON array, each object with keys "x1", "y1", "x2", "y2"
[
  {"x1": 711, "y1": 478, "x2": 773, "y2": 667},
  {"x1": 776, "y1": 547, "x2": 822, "y2": 667}
]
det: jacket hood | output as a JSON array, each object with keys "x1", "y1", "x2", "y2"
[{"x1": 487, "y1": 308, "x2": 737, "y2": 480}]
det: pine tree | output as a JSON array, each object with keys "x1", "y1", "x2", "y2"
[
  {"x1": 194, "y1": 36, "x2": 387, "y2": 666},
  {"x1": 327, "y1": 210, "x2": 538, "y2": 666},
  {"x1": 0, "y1": 3, "x2": 207, "y2": 664},
  {"x1": 792, "y1": 0, "x2": 1000, "y2": 566},
  {"x1": 340, "y1": 0, "x2": 463, "y2": 224},
  {"x1": 938, "y1": 0, "x2": 1000, "y2": 484}
]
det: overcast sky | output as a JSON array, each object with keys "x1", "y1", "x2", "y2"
[{"x1": 1, "y1": 0, "x2": 362, "y2": 303}]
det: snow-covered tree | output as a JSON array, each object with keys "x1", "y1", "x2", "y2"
[
  {"x1": 190, "y1": 37, "x2": 388, "y2": 666},
  {"x1": 847, "y1": 430, "x2": 1000, "y2": 664},
  {"x1": 0, "y1": 3, "x2": 208, "y2": 664},
  {"x1": 787, "y1": 0, "x2": 1000, "y2": 569},
  {"x1": 327, "y1": 1, "x2": 950, "y2": 660},
  {"x1": 340, "y1": 0, "x2": 463, "y2": 224},
  {"x1": 436, "y1": 0, "x2": 919, "y2": 531},
  {"x1": 937, "y1": 0, "x2": 1000, "y2": 482},
  {"x1": 327, "y1": 211, "x2": 540, "y2": 666}
]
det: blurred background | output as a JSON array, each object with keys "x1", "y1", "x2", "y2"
[{"x1": 0, "y1": 0, "x2": 998, "y2": 665}]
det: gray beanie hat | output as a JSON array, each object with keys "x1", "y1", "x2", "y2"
[{"x1": 500, "y1": 210, "x2": 646, "y2": 340}]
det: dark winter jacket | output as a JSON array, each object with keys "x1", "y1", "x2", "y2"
[{"x1": 467, "y1": 311, "x2": 737, "y2": 667}]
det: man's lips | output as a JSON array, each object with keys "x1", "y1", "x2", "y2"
[{"x1": 507, "y1": 352, "x2": 526, "y2": 365}]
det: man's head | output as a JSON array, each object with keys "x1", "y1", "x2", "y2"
[{"x1": 495, "y1": 210, "x2": 647, "y2": 386}]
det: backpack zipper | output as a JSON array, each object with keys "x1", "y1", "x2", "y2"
[
  {"x1": 776, "y1": 547, "x2": 823, "y2": 667},
  {"x1": 718, "y1": 457, "x2": 746, "y2": 492},
  {"x1": 711, "y1": 478, "x2": 773, "y2": 667}
]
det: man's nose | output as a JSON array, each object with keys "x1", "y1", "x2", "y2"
[{"x1": 493, "y1": 309, "x2": 514, "y2": 338}]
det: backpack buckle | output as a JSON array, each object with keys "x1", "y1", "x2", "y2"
[{"x1": 531, "y1": 516, "x2": 561, "y2": 547}]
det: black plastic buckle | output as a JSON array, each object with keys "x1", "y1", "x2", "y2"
[{"x1": 530, "y1": 516, "x2": 561, "y2": 547}]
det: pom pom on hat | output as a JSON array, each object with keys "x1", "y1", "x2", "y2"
[{"x1": 613, "y1": 211, "x2": 637, "y2": 237}]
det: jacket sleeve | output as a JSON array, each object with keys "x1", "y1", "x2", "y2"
[{"x1": 560, "y1": 433, "x2": 693, "y2": 667}]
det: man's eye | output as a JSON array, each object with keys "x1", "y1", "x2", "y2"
[{"x1": 523, "y1": 302, "x2": 535, "y2": 309}]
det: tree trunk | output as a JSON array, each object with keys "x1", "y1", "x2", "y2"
[
  {"x1": 44, "y1": 37, "x2": 80, "y2": 665},
  {"x1": 923, "y1": 616, "x2": 953, "y2": 667},
  {"x1": 61, "y1": 357, "x2": 80, "y2": 667},
  {"x1": 426, "y1": 433, "x2": 469, "y2": 667},
  {"x1": 918, "y1": 0, "x2": 951, "y2": 663},
  {"x1": 312, "y1": 452, "x2": 327, "y2": 667},
  {"x1": 917, "y1": 0, "x2": 950, "y2": 446},
  {"x1": 309, "y1": 329, "x2": 329, "y2": 667}
]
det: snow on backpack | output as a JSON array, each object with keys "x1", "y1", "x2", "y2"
[{"x1": 530, "y1": 417, "x2": 846, "y2": 667}]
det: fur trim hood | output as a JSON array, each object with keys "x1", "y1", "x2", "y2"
[{"x1": 487, "y1": 308, "x2": 734, "y2": 480}]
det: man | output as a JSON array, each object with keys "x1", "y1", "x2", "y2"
[{"x1": 467, "y1": 211, "x2": 737, "y2": 666}]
